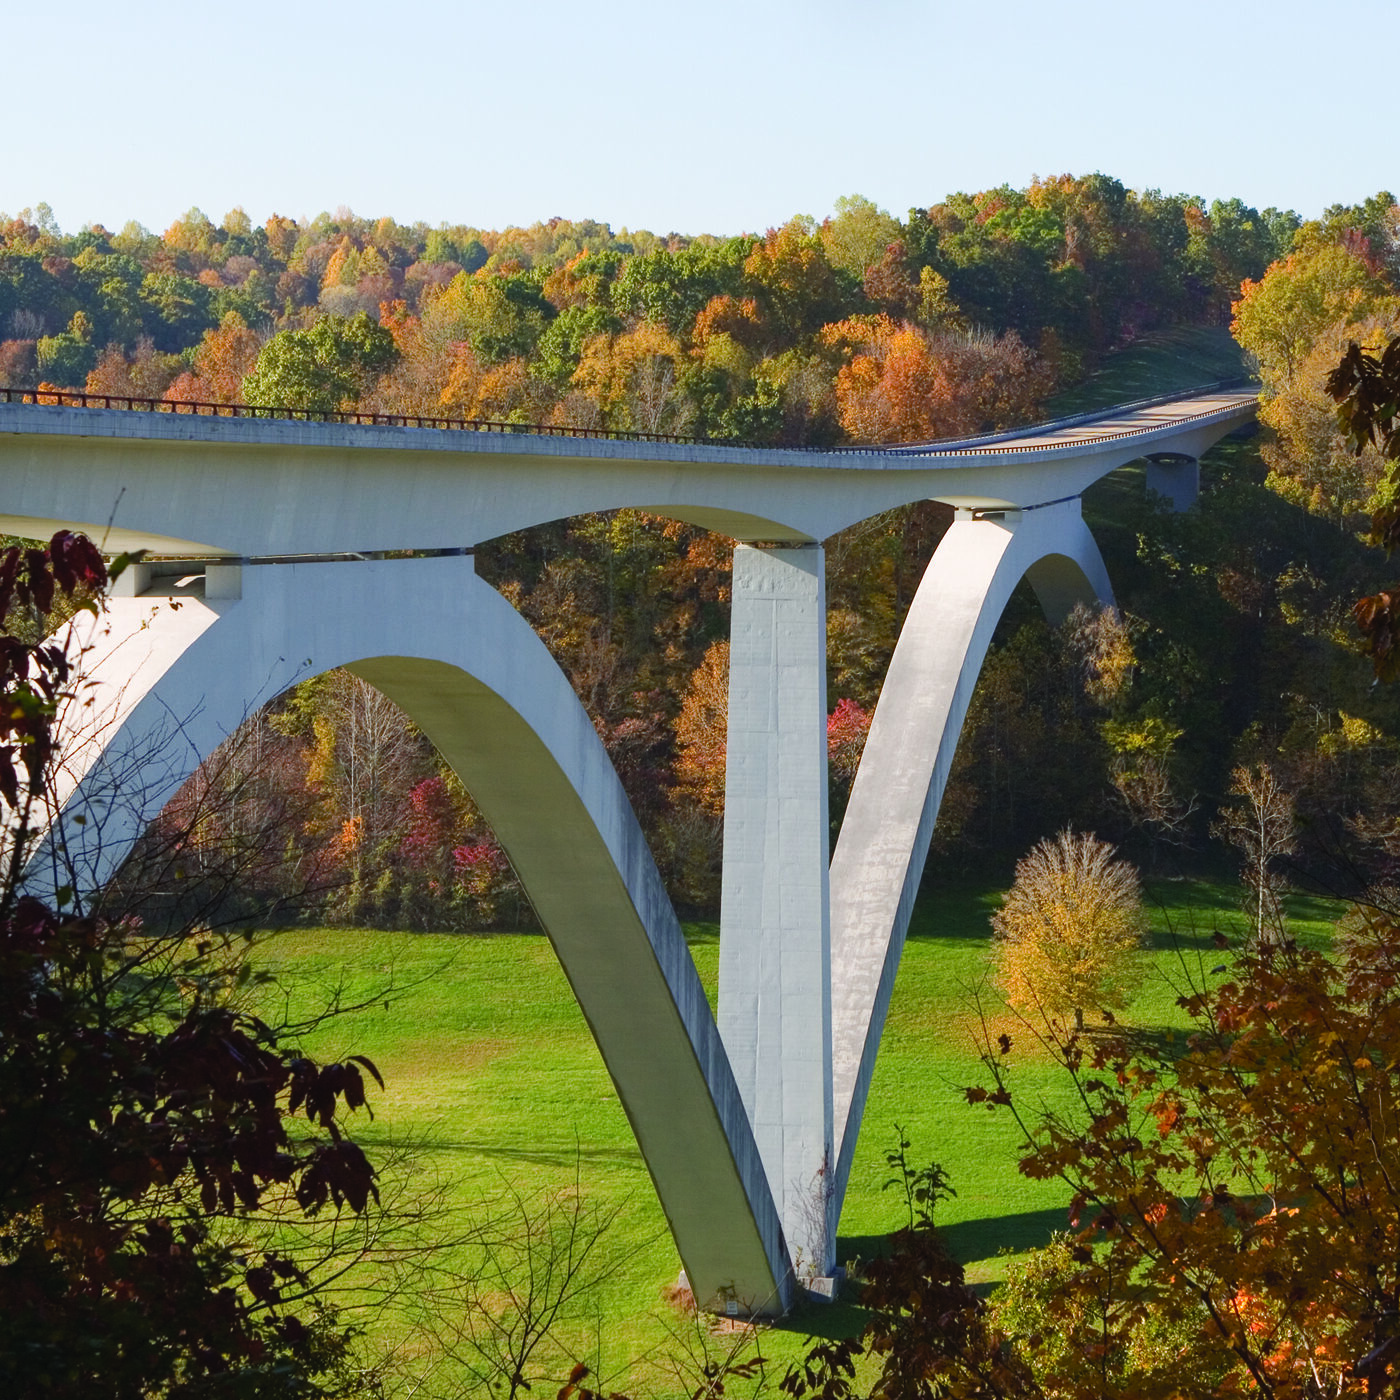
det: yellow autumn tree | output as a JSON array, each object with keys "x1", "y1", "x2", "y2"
[
  {"x1": 1233, "y1": 241, "x2": 1400, "y2": 523},
  {"x1": 673, "y1": 640, "x2": 729, "y2": 815},
  {"x1": 992, "y1": 829, "x2": 1146, "y2": 1031},
  {"x1": 437, "y1": 343, "x2": 488, "y2": 418},
  {"x1": 572, "y1": 321, "x2": 690, "y2": 433}
]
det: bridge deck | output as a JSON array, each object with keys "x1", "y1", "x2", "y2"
[
  {"x1": 0, "y1": 385, "x2": 1258, "y2": 555},
  {"x1": 889, "y1": 388, "x2": 1258, "y2": 457}
]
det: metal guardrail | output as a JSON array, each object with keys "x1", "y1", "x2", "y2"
[
  {"x1": 0, "y1": 379, "x2": 1258, "y2": 457},
  {"x1": 0, "y1": 385, "x2": 727, "y2": 445}
]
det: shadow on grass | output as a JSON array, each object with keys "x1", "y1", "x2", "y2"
[
  {"x1": 837, "y1": 1208, "x2": 1072, "y2": 1279},
  {"x1": 370, "y1": 1136, "x2": 650, "y2": 1171},
  {"x1": 1106, "y1": 1021, "x2": 1202, "y2": 1065},
  {"x1": 770, "y1": 1296, "x2": 870, "y2": 1341},
  {"x1": 904, "y1": 884, "x2": 1005, "y2": 942},
  {"x1": 775, "y1": 1207, "x2": 1078, "y2": 1340}
]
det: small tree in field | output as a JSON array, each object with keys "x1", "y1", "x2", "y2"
[
  {"x1": 992, "y1": 829, "x2": 1146, "y2": 1031},
  {"x1": 1212, "y1": 761, "x2": 1296, "y2": 947}
]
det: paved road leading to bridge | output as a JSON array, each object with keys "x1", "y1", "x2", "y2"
[{"x1": 887, "y1": 387, "x2": 1258, "y2": 457}]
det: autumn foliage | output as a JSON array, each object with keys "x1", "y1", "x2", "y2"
[
  {"x1": 0, "y1": 536, "x2": 386, "y2": 1396},
  {"x1": 992, "y1": 829, "x2": 1146, "y2": 1031},
  {"x1": 824, "y1": 315, "x2": 1051, "y2": 443},
  {"x1": 963, "y1": 914, "x2": 1400, "y2": 1399}
]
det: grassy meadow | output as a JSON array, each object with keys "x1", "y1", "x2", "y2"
[
  {"x1": 251, "y1": 878, "x2": 1341, "y2": 1392},
  {"x1": 1043, "y1": 324, "x2": 1252, "y2": 415}
]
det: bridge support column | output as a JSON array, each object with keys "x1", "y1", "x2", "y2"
[
  {"x1": 1146, "y1": 453, "x2": 1200, "y2": 511},
  {"x1": 718, "y1": 542, "x2": 834, "y2": 1277}
]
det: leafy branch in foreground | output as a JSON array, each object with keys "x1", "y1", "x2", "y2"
[
  {"x1": 967, "y1": 915, "x2": 1400, "y2": 1399},
  {"x1": 1328, "y1": 333, "x2": 1400, "y2": 678},
  {"x1": 0, "y1": 532, "x2": 391, "y2": 1398}
]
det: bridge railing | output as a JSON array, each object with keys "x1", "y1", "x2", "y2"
[
  {"x1": 0, "y1": 379, "x2": 1257, "y2": 455},
  {"x1": 0, "y1": 385, "x2": 729, "y2": 446}
]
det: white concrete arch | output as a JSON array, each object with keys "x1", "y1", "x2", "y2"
[
  {"x1": 826, "y1": 500, "x2": 1114, "y2": 1213},
  {"x1": 31, "y1": 554, "x2": 794, "y2": 1316},
  {"x1": 3, "y1": 386, "x2": 1264, "y2": 1312}
]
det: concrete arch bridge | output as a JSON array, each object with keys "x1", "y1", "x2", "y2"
[{"x1": 0, "y1": 385, "x2": 1256, "y2": 1314}]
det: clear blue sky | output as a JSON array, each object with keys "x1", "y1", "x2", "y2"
[{"x1": 8, "y1": 0, "x2": 1394, "y2": 238}]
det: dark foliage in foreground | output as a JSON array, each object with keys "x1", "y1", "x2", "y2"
[{"x1": 0, "y1": 534, "x2": 385, "y2": 1398}]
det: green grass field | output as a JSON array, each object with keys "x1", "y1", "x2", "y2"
[
  {"x1": 1044, "y1": 325, "x2": 1252, "y2": 416},
  {"x1": 251, "y1": 877, "x2": 1340, "y2": 1392}
]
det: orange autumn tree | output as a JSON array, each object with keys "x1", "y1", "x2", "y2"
[
  {"x1": 963, "y1": 914, "x2": 1400, "y2": 1399},
  {"x1": 86, "y1": 338, "x2": 184, "y2": 400},
  {"x1": 822, "y1": 316, "x2": 1049, "y2": 444},
  {"x1": 825, "y1": 314, "x2": 945, "y2": 442},
  {"x1": 164, "y1": 312, "x2": 262, "y2": 405},
  {"x1": 672, "y1": 640, "x2": 728, "y2": 815},
  {"x1": 691, "y1": 294, "x2": 766, "y2": 353}
]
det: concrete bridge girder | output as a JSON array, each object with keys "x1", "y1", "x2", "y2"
[
  {"x1": 0, "y1": 394, "x2": 1257, "y2": 556},
  {"x1": 34, "y1": 555, "x2": 795, "y2": 1316}
]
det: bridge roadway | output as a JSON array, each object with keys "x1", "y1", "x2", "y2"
[
  {"x1": 0, "y1": 387, "x2": 1255, "y2": 555},
  {"x1": 0, "y1": 386, "x2": 1257, "y2": 1315}
]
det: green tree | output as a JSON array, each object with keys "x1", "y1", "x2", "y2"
[
  {"x1": 419, "y1": 270, "x2": 551, "y2": 364},
  {"x1": 1233, "y1": 242, "x2": 1392, "y2": 386},
  {"x1": 244, "y1": 313, "x2": 398, "y2": 412},
  {"x1": 138, "y1": 270, "x2": 214, "y2": 351},
  {"x1": 820, "y1": 194, "x2": 904, "y2": 280},
  {"x1": 35, "y1": 311, "x2": 96, "y2": 387},
  {"x1": 611, "y1": 238, "x2": 752, "y2": 336}
]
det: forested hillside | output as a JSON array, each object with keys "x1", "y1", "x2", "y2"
[
  {"x1": 1, "y1": 178, "x2": 1298, "y2": 434},
  {"x1": 4, "y1": 178, "x2": 1398, "y2": 929}
]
